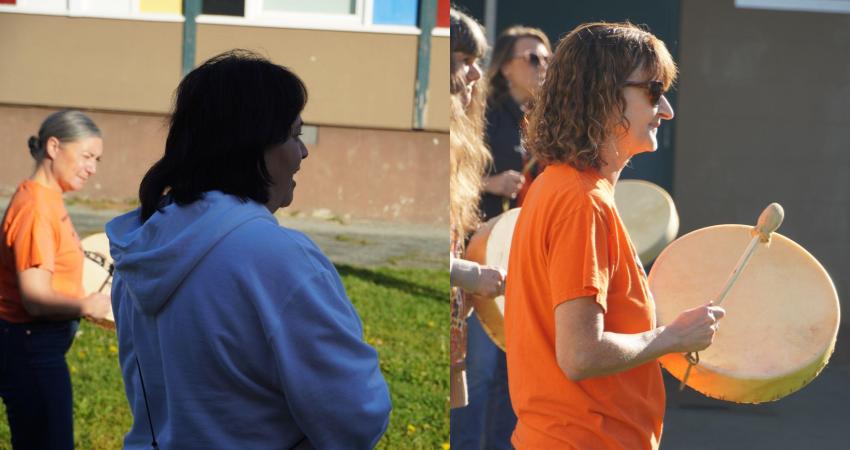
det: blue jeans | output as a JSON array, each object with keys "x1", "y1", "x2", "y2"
[
  {"x1": 0, "y1": 318, "x2": 78, "y2": 450},
  {"x1": 450, "y1": 314, "x2": 516, "y2": 450}
]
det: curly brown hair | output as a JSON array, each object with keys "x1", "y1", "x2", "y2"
[{"x1": 525, "y1": 22, "x2": 677, "y2": 170}]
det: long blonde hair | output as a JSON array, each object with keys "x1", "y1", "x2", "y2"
[{"x1": 449, "y1": 9, "x2": 491, "y2": 245}]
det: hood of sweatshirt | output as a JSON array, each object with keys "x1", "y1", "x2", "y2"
[{"x1": 105, "y1": 192, "x2": 276, "y2": 316}]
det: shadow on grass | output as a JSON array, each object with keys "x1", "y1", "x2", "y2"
[{"x1": 335, "y1": 264, "x2": 446, "y2": 303}]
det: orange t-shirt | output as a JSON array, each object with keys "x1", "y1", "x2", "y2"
[
  {"x1": 505, "y1": 163, "x2": 665, "y2": 450},
  {"x1": 0, "y1": 180, "x2": 85, "y2": 323}
]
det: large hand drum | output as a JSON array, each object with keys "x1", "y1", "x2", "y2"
[
  {"x1": 649, "y1": 225, "x2": 840, "y2": 403},
  {"x1": 464, "y1": 208, "x2": 521, "y2": 351},
  {"x1": 614, "y1": 179, "x2": 678, "y2": 264},
  {"x1": 81, "y1": 233, "x2": 116, "y2": 329}
]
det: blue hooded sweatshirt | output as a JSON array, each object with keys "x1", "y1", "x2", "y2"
[{"x1": 106, "y1": 192, "x2": 391, "y2": 449}]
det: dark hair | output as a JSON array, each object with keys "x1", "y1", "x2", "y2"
[
  {"x1": 28, "y1": 110, "x2": 101, "y2": 162},
  {"x1": 139, "y1": 49, "x2": 308, "y2": 221},
  {"x1": 486, "y1": 26, "x2": 551, "y2": 104}
]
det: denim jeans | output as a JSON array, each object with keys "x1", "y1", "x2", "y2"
[
  {"x1": 450, "y1": 314, "x2": 517, "y2": 450},
  {"x1": 0, "y1": 318, "x2": 78, "y2": 450}
]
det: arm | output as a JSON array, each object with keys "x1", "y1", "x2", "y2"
[
  {"x1": 450, "y1": 256, "x2": 505, "y2": 297},
  {"x1": 268, "y1": 270, "x2": 391, "y2": 450},
  {"x1": 555, "y1": 297, "x2": 725, "y2": 381},
  {"x1": 483, "y1": 170, "x2": 524, "y2": 197},
  {"x1": 18, "y1": 267, "x2": 111, "y2": 320}
]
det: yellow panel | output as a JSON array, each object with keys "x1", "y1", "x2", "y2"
[
  {"x1": 424, "y1": 35, "x2": 449, "y2": 131},
  {"x1": 140, "y1": 0, "x2": 181, "y2": 14},
  {"x1": 0, "y1": 13, "x2": 182, "y2": 113}
]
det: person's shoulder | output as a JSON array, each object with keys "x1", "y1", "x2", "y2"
[
  {"x1": 525, "y1": 165, "x2": 611, "y2": 223},
  {"x1": 3, "y1": 181, "x2": 56, "y2": 222},
  {"x1": 534, "y1": 164, "x2": 590, "y2": 200},
  {"x1": 225, "y1": 218, "x2": 332, "y2": 273}
]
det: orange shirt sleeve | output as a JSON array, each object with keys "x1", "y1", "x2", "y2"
[
  {"x1": 546, "y1": 200, "x2": 611, "y2": 312},
  {"x1": 7, "y1": 206, "x2": 58, "y2": 274}
]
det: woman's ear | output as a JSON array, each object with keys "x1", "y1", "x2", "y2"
[{"x1": 44, "y1": 136, "x2": 61, "y2": 160}]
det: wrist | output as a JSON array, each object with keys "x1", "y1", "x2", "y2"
[
  {"x1": 79, "y1": 296, "x2": 95, "y2": 318},
  {"x1": 654, "y1": 325, "x2": 680, "y2": 354}
]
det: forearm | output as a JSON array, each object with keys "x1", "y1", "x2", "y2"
[
  {"x1": 482, "y1": 175, "x2": 500, "y2": 195},
  {"x1": 569, "y1": 326, "x2": 676, "y2": 380},
  {"x1": 450, "y1": 256, "x2": 482, "y2": 291},
  {"x1": 556, "y1": 297, "x2": 684, "y2": 381},
  {"x1": 21, "y1": 290, "x2": 85, "y2": 319}
]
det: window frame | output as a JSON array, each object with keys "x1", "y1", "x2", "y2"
[
  {"x1": 0, "y1": 0, "x2": 436, "y2": 33},
  {"x1": 735, "y1": 0, "x2": 850, "y2": 14}
]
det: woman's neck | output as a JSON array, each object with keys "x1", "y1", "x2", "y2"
[
  {"x1": 597, "y1": 141, "x2": 632, "y2": 187},
  {"x1": 509, "y1": 85, "x2": 531, "y2": 106},
  {"x1": 30, "y1": 164, "x2": 62, "y2": 193}
]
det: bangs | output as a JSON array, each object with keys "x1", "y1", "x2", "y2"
[
  {"x1": 644, "y1": 37, "x2": 678, "y2": 90},
  {"x1": 450, "y1": 10, "x2": 487, "y2": 58}
]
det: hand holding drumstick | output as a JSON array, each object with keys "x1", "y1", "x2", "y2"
[
  {"x1": 677, "y1": 203, "x2": 784, "y2": 389},
  {"x1": 662, "y1": 303, "x2": 726, "y2": 353}
]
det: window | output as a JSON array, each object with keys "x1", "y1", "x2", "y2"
[
  {"x1": 65, "y1": 0, "x2": 183, "y2": 20},
  {"x1": 0, "y1": 0, "x2": 66, "y2": 12},
  {"x1": 202, "y1": 0, "x2": 243, "y2": 16},
  {"x1": 736, "y1": 0, "x2": 850, "y2": 14},
  {"x1": 0, "y1": 0, "x2": 436, "y2": 33},
  {"x1": 264, "y1": 0, "x2": 356, "y2": 15},
  {"x1": 194, "y1": 0, "x2": 423, "y2": 34},
  {"x1": 140, "y1": 0, "x2": 181, "y2": 14}
]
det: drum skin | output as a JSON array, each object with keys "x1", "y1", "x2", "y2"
[
  {"x1": 649, "y1": 225, "x2": 840, "y2": 403},
  {"x1": 81, "y1": 233, "x2": 116, "y2": 329},
  {"x1": 464, "y1": 209, "x2": 522, "y2": 351},
  {"x1": 614, "y1": 179, "x2": 678, "y2": 265}
]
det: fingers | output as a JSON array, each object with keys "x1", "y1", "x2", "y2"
[
  {"x1": 709, "y1": 306, "x2": 726, "y2": 320},
  {"x1": 500, "y1": 171, "x2": 525, "y2": 198},
  {"x1": 477, "y1": 266, "x2": 507, "y2": 297}
]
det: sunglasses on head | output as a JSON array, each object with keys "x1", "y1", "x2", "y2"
[
  {"x1": 514, "y1": 52, "x2": 549, "y2": 68},
  {"x1": 622, "y1": 80, "x2": 664, "y2": 106}
]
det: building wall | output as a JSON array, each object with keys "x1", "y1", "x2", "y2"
[
  {"x1": 425, "y1": 34, "x2": 450, "y2": 131},
  {"x1": 196, "y1": 24, "x2": 420, "y2": 130},
  {"x1": 0, "y1": 104, "x2": 448, "y2": 224},
  {"x1": 0, "y1": 12, "x2": 449, "y2": 224},
  {"x1": 676, "y1": 0, "x2": 850, "y2": 314},
  {"x1": 0, "y1": 14, "x2": 182, "y2": 113}
]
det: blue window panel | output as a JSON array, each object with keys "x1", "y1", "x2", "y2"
[{"x1": 372, "y1": 0, "x2": 418, "y2": 26}]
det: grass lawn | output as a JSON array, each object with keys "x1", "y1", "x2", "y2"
[{"x1": 0, "y1": 266, "x2": 449, "y2": 449}]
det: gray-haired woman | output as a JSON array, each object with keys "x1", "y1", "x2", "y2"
[{"x1": 0, "y1": 110, "x2": 112, "y2": 449}]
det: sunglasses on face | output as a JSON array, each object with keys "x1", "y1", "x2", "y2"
[
  {"x1": 622, "y1": 80, "x2": 665, "y2": 106},
  {"x1": 514, "y1": 52, "x2": 549, "y2": 68}
]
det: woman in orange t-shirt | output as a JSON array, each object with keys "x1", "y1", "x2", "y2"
[
  {"x1": 0, "y1": 110, "x2": 112, "y2": 449},
  {"x1": 504, "y1": 23, "x2": 726, "y2": 450}
]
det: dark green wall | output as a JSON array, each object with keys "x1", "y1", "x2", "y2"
[{"x1": 453, "y1": 0, "x2": 681, "y2": 192}]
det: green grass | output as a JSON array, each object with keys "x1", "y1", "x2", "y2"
[{"x1": 0, "y1": 266, "x2": 449, "y2": 449}]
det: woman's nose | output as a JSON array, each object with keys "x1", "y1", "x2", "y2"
[{"x1": 658, "y1": 95, "x2": 675, "y2": 120}]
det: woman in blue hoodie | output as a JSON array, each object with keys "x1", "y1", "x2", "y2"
[{"x1": 106, "y1": 50, "x2": 391, "y2": 450}]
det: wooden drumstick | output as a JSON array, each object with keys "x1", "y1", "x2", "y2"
[
  {"x1": 713, "y1": 202, "x2": 784, "y2": 306},
  {"x1": 680, "y1": 203, "x2": 784, "y2": 390}
]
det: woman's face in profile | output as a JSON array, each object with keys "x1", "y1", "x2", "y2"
[
  {"x1": 501, "y1": 37, "x2": 550, "y2": 100},
  {"x1": 451, "y1": 51, "x2": 482, "y2": 109},
  {"x1": 264, "y1": 116, "x2": 308, "y2": 211},
  {"x1": 47, "y1": 136, "x2": 103, "y2": 192},
  {"x1": 615, "y1": 68, "x2": 675, "y2": 157}
]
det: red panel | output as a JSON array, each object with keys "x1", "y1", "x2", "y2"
[
  {"x1": 436, "y1": 0, "x2": 449, "y2": 28},
  {"x1": 0, "y1": 0, "x2": 16, "y2": 4}
]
